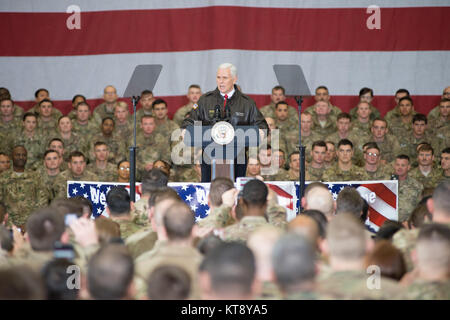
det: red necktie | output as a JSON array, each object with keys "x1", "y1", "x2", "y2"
[{"x1": 223, "y1": 94, "x2": 228, "y2": 113}]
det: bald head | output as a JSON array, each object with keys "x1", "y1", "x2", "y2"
[
  {"x1": 288, "y1": 215, "x2": 320, "y2": 246},
  {"x1": 303, "y1": 183, "x2": 335, "y2": 219}
]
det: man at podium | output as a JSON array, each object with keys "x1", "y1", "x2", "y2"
[{"x1": 181, "y1": 63, "x2": 268, "y2": 182}]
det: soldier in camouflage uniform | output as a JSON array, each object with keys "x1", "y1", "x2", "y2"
[
  {"x1": 221, "y1": 179, "x2": 273, "y2": 242},
  {"x1": 262, "y1": 148, "x2": 290, "y2": 181},
  {"x1": 318, "y1": 213, "x2": 402, "y2": 299},
  {"x1": 310, "y1": 101, "x2": 337, "y2": 140},
  {"x1": 106, "y1": 186, "x2": 143, "y2": 239},
  {"x1": 273, "y1": 101, "x2": 299, "y2": 139},
  {"x1": 324, "y1": 141, "x2": 337, "y2": 169},
  {"x1": 306, "y1": 141, "x2": 327, "y2": 181},
  {"x1": 88, "y1": 117, "x2": 127, "y2": 164},
  {"x1": 348, "y1": 87, "x2": 381, "y2": 122},
  {"x1": 49, "y1": 116, "x2": 88, "y2": 162},
  {"x1": 387, "y1": 96, "x2": 416, "y2": 137},
  {"x1": 296, "y1": 112, "x2": 321, "y2": 164},
  {"x1": 34, "y1": 99, "x2": 61, "y2": 139},
  {"x1": 53, "y1": 151, "x2": 98, "y2": 199},
  {"x1": 362, "y1": 142, "x2": 392, "y2": 180},
  {"x1": 92, "y1": 85, "x2": 119, "y2": 125},
  {"x1": 359, "y1": 118, "x2": 401, "y2": 164},
  {"x1": 426, "y1": 86, "x2": 450, "y2": 122},
  {"x1": 401, "y1": 223, "x2": 450, "y2": 300},
  {"x1": 113, "y1": 101, "x2": 134, "y2": 138},
  {"x1": 398, "y1": 114, "x2": 443, "y2": 163},
  {"x1": 0, "y1": 152, "x2": 10, "y2": 175},
  {"x1": 351, "y1": 101, "x2": 373, "y2": 135},
  {"x1": 0, "y1": 88, "x2": 25, "y2": 122},
  {"x1": 304, "y1": 86, "x2": 342, "y2": 123},
  {"x1": 13, "y1": 112, "x2": 46, "y2": 170},
  {"x1": 325, "y1": 112, "x2": 368, "y2": 165},
  {"x1": 409, "y1": 144, "x2": 443, "y2": 189},
  {"x1": 47, "y1": 138, "x2": 69, "y2": 172},
  {"x1": 67, "y1": 94, "x2": 87, "y2": 120},
  {"x1": 71, "y1": 102, "x2": 100, "y2": 141},
  {"x1": 384, "y1": 88, "x2": 410, "y2": 123},
  {"x1": 259, "y1": 85, "x2": 298, "y2": 122},
  {"x1": 173, "y1": 85, "x2": 202, "y2": 126},
  {"x1": 135, "y1": 90, "x2": 154, "y2": 121},
  {"x1": 393, "y1": 154, "x2": 424, "y2": 223},
  {"x1": 428, "y1": 98, "x2": 449, "y2": 135},
  {"x1": 38, "y1": 149, "x2": 63, "y2": 205},
  {"x1": 152, "y1": 98, "x2": 179, "y2": 136},
  {"x1": 0, "y1": 98, "x2": 23, "y2": 144},
  {"x1": 322, "y1": 139, "x2": 368, "y2": 182},
  {"x1": 0, "y1": 146, "x2": 47, "y2": 229},
  {"x1": 439, "y1": 148, "x2": 450, "y2": 183},
  {"x1": 287, "y1": 151, "x2": 311, "y2": 181},
  {"x1": 87, "y1": 142, "x2": 118, "y2": 182}
]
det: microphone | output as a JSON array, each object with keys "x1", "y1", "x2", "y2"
[{"x1": 214, "y1": 105, "x2": 221, "y2": 122}]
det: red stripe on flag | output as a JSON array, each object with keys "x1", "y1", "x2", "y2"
[
  {"x1": 361, "y1": 183, "x2": 397, "y2": 209},
  {"x1": 368, "y1": 206, "x2": 388, "y2": 227},
  {"x1": 1, "y1": 6, "x2": 449, "y2": 56},
  {"x1": 267, "y1": 184, "x2": 293, "y2": 210},
  {"x1": 13, "y1": 95, "x2": 441, "y2": 119}
]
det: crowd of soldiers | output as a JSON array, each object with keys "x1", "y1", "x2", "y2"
[
  {"x1": 0, "y1": 171, "x2": 449, "y2": 300},
  {"x1": 0, "y1": 83, "x2": 449, "y2": 300}
]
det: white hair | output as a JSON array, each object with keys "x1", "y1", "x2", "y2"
[{"x1": 218, "y1": 63, "x2": 237, "y2": 77}]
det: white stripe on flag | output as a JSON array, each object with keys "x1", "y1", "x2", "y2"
[
  {"x1": 1, "y1": 50, "x2": 448, "y2": 101},
  {"x1": 357, "y1": 186, "x2": 397, "y2": 221}
]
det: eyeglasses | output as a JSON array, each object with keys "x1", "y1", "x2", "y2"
[
  {"x1": 366, "y1": 152, "x2": 379, "y2": 157},
  {"x1": 119, "y1": 167, "x2": 130, "y2": 171}
]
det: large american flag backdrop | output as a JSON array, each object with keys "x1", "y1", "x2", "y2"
[
  {"x1": 68, "y1": 179, "x2": 398, "y2": 232},
  {"x1": 1, "y1": 1, "x2": 448, "y2": 116}
]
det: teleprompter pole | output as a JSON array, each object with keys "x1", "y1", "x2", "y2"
[
  {"x1": 129, "y1": 96, "x2": 140, "y2": 202},
  {"x1": 295, "y1": 96, "x2": 306, "y2": 213}
]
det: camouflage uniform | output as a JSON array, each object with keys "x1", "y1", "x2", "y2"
[
  {"x1": 172, "y1": 165, "x2": 201, "y2": 183},
  {"x1": 197, "y1": 205, "x2": 235, "y2": 229},
  {"x1": 132, "y1": 196, "x2": 151, "y2": 227},
  {"x1": 221, "y1": 216, "x2": 271, "y2": 243},
  {"x1": 287, "y1": 168, "x2": 300, "y2": 181},
  {"x1": 12, "y1": 131, "x2": 47, "y2": 170},
  {"x1": 7, "y1": 244, "x2": 54, "y2": 274},
  {"x1": 392, "y1": 227, "x2": 420, "y2": 272},
  {"x1": 53, "y1": 169, "x2": 98, "y2": 199},
  {"x1": 364, "y1": 165, "x2": 392, "y2": 181},
  {"x1": 317, "y1": 270, "x2": 402, "y2": 299},
  {"x1": 311, "y1": 115, "x2": 337, "y2": 141},
  {"x1": 322, "y1": 163, "x2": 368, "y2": 182},
  {"x1": 299, "y1": 130, "x2": 322, "y2": 164},
  {"x1": 262, "y1": 168, "x2": 290, "y2": 181},
  {"x1": 325, "y1": 130, "x2": 368, "y2": 165},
  {"x1": 92, "y1": 102, "x2": 116, "y2": 125},
  {"x1": 110, "y1": 216, "x2": 144, "y2": 239},
  {"x1": 402, "y1": 279, "x2": 450, "y2": 300},
  {"x1": 256, "y1": 280, "x2": 283, "y2": 300},
  {"x1": 426, "y1": 105, "x2": 440, "y2": 121},
  {"x1": 125, "y1": 228, "x2": 158, "y2": 260},
  {"x1": 349, "y1": 103, "x2": 380, "y2": 121},
  {"x1": 260, "y1": 103, "x2": 299, "y2": 121},
  {"x1": 48, "y1": 132, "x2": 88, "y2": 162},
  {"x1": 88, "y1": 132, "x2": 127, "y2": 164},
  {"x1": 397, "y1": 176, "x2": 423, "y2": 222},
  {"x1": 359, "y1": 134, "x2": 401, "y2": 164},
  {"x1": 304, "y1": 103, "x2": 342, "y2": 122},
  {"x1": 28, "y1": 104, "x2": 63, "y2": 120},
  {"x1": 36, "y1": 167, "x2": 61, "y2": 205},
  {"x1": 134, "y1": 242, "x2": 203, "y2": 299},
  {"x1": 86, "y1": 162, "x2": 117, "y2": 182},
  {"x1": 114, "y1": 119, "x2": 134, "y2": 142},
  {"x1": 37, "y1": 118, "x2": 58, "y2": 140},
  {"x1": 306, "y1": 165, "x2": 325, "y2": 181},
  {"x1": 385, "y1": 107, "x2": 417, "y2": 123},
  {"x1": 0, "y1": 169, "x2": 48, "y2": 227},
  {"x1": 409, "y1": 167, "x2": 443, "y2": 189},
  {"x1": 387, "y1": 117, "x2": 413, "y2": 138},
  {"x1": 135, "y1": 108, "x2": 153, "y2": 122},
  {"x1": 266, "y1": 204, "x2": 287, "y2": 230},
  {"x1": 351, "y1": 120, "x2": 371, "y2": 136},
  {"x1": 154, "y1": 118, "x2": 179, "y2": 138},
  {"x1": 71, "y1": 119, "x2": 100, "y2": 141},
  {"x1": 13, "y1": 104, "x2": 25, "y2": 121},
  {"x1": 427, "y1": 116, "x2": 448, "y2": 136},
  {"x1": 0, "y1": 118, "x2": 22, "y2": 139},
  {"x1": 398, "y1": 131, "x2": 443, "y2": 162},
  {"x1": 173, "y1": 104, "x2": 193, "y2": 127}
]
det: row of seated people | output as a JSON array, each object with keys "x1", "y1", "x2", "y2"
[{"x1": 0, "y1": 173, "x2": 449, "y2": 300}]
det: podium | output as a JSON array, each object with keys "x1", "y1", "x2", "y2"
[{"x1": 184, "y1": 123, "x2": 260, "y2": 182}]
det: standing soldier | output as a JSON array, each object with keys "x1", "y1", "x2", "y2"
[
  {"x1": 409, "y1": 144, "x2": 443, "y2": 189},
  {"x1": 67, "y1": 94, "x2": 87, "y2": 120},
  {"x1": 71, "y1": 102, "x2": 99, "y2": 140},
  {"x1": 152, "y1": 99, "x2": 180, "y2": 138},
  {"x1": 36, "y1": 99, "x2": 59, "y2": 139},
  {"x1": 38, "y1": 149, "x2": 63, "y2": 204},
  {"x1": 387, "y1": 96, "x2": 416, "y2": 137},
  {"x1": 349, "y1": 87, "x2": 380, "y2": 122},
  {"x1": 361, "y1": 118, "x2": 401, "y2": 164},
  {"x1": 114, "y1": 101, "x2": 133, "y2": 138},
  {"x1": 304, "y1": 86, "x2": 342, "y2": 121},
  {"x1": 310, "y1": 101, "x2": 337, "y2": 140},
  {"x1": 260, "y1": 85, "x2": 298, "y2": 121},
  {"x1": 362, "y1": 142, "x2": 392, "y2": 180},
  {"x1": 428, "y1": 98, "x2": 449, "y2": 136},
  {"x1": 306, "y1": 141, "x2": 327, "y2": 181},
  {"x1": 0, "y1": 97, "x2": 22, "y2": 140},
  {"x1": 173, "y1": 85, "x2": 202, "y2": 126},
  {"x1": 92, "y1": 85, "x2": 119, "y2": 125},
  {"x1": 393, "y1": 154, "x2": 424, "y2": 223},
  {"x1": 48, "y1": 116, "x2": 87, "y2": 161},
  {"x1": 0, "y1": 146, "x2": 47, "y2": 229},
  {"x1": 135, "y1": 90, "x2": 155, "y2": 121}
]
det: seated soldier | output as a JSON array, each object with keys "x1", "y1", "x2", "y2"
[
  {"x1": 260, "y1": 85, "x2": 298, "y2": 121},
  {"x1": 116, "y1": 159, "x2": 130, "y2": 183},
  {"x1": 352, "y1": 101, "x2": 373, "y2": 134},
  {"x1": 67, "y1": 94, "x2": 87, "y2": 120},
  {"x1": 324, "y1": 141, "x2": 337, "y2": 168},
  {"x1": 362, "y1": 142, "x2": 392, "y2": 180},
  {"x1": 92, "y1": 85, "x2": 119, "y2": 125},
  {"x1": 87, "y1": 141, "x2": 117, "y2": 181},
  {"x1": 304, "y1": 86, "x2": 342, "y2": 122},
  {"x1": 349, "y1": 87, "x2": 380, "y2": 122},
  {"x1": 114, "y1": 101, "x2": 133, "y2": 138},
  {"x1": 71, "y1": 101, "x2": 99, "y2": 140},
  {"x1": 427, "y1": 86, "x2": 450, "y2": 122},
  {"x1": 306, "y1": 141, "x2": 327, "y2": 181},
  {"x1": 0, "y1": 97, "x2": 22, "y2": 140},
  {"x1": 135, "y1": 90, "x2": 155, "y2": 121},
  {"x1": 36, "y1": 99, "x2": 60, "y2": 139},
  {"x1": 246, "y1": 156, "x2": 262, "y2": 179},
  {"x1": 384, "y1": 88, "x2": 411, "y2": 123},
  {"x1": 428, "y1": 98, "x2": 450, "y2": 135},
  {"x1": 49, "y1": 115, "x2": 87, "y2": 161},
  {"x1": 0, "y1": 87, "x2": 24, "y2": 121},
  {"x1": 0, "y1": 152, "x2": 10, "y2": 175},
  {"x1": 388, "y1": 96, "x2": 416, "y2": 137},
  {"x1": 88, "y1": 117, "x2": 127, "y2": 164}
]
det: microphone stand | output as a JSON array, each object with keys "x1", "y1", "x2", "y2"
[
  {"x1": 295, "y1": 96, "x2": 306, "y2": 213},
  {"x1": 129, "y1": 96, "x2": 140, "y2": 202}
]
